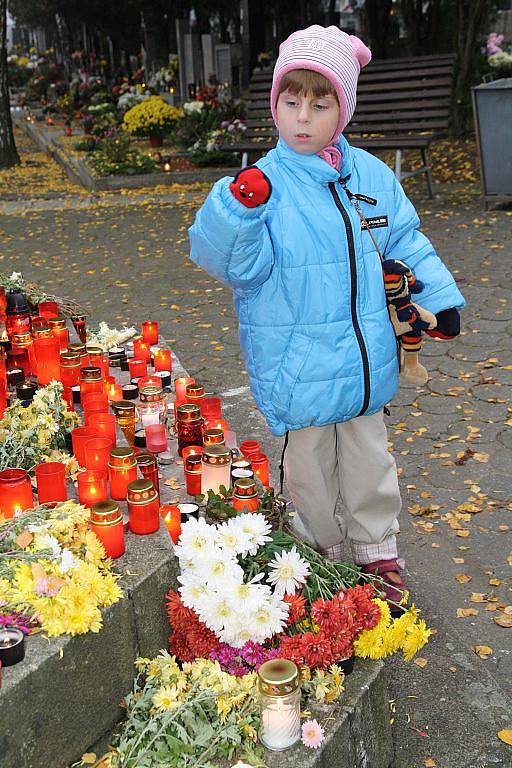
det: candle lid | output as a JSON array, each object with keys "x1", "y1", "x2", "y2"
[
  {"x1": 186, "y1": 383, "x2": 204, "y2": 398},
  {"x1": 12, "y1": 332, "x2": 32, "y2": 345},
  {"x1": 233, "y1": 477, "x2": 258, "y2": 497},
  {"x1": 127, "y1": 479, "x2": 157, "y2": 504},
  {"x1": 202, "y1": 444, "x2": 231, "y2": 466},
  {"x1": 68, "y1": 342, "x2": 86, "y2": 354},
  {"x1": 86, "y1": 345, "x2": 103, "y2": 356},
  {"x1": 257, "y1": 659, "x2": 300, "y2": 695},
  {"x1": 136, "y1": 452, "x2": 157, "y2": 468},
  {"x1": 80, "y1": 366, "x2": 102, "y2": 382},
  {"x1": 32, "y1": 327, "x2": 52, "y2": 339},
  {"x1": 122, "y1": 384, "x2": 138, "y2": 400},
  {"x1": 60, "y1": 351, "x2": 80, "y2": 367},
  {"x1": 203, "y1": 428, "x2": 225, "y2": 446},
  {"x1": 90, "y1": 500, "x2": 122, "y2": 526},
  {"x1": 177, "y1": 403, "x2": 201, "y2": 422},
  {"x1": 109, "y1": 447, "x2": 136, "y2": 468},
  {"x1": 139, "y1": 384, "x2": 163, "y2": 403},
  {"x1": 48, "y1": 316, "x2": 67, "y2": 329},
  {"x1": 112, "y1": 400, "x2": 136, "y2": 416}
]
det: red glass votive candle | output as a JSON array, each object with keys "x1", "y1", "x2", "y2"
[
  {"x1": 7, "y1": 348, "x2": 30, "y2": 378},
  {"x1": 108, "y1": 448, "x2": 138, "y2": 500},
  {"x1": 174, "y1": 376, "x2": 194, "y2": 402},
  {"x1": 160, "y1": 504, "x2": 181, "y2": 543},
  {"x1": 0, "y1": 379, "x2": 7, "y2": 420},
  {"x1": 240, "y1": 440, "x2": 261, "y2": 459},
  {"x1": 128, "y1": 358, "x2": 147, "y2": 379},
  {"x1": 141, "y1": 321, "x2": 159, "y2": 345},
  {"x1": 145, "y1": 423, "x2": 167, "y2": 453},
  {"x1": 77, "y1": 469, "x2": 108, "y2": 507},
  {"x1": 34, "y1": 336, "x2": 61, "y2": 385},
  {"x1": 153, "y1": 348, "x2": 171, "y2": 372},
  {"x1": 136, "y1": 452, "x2": 159, "y2": 497},
  {"x1": 80, "y1": 367, "x2": 104, "y2": 399},
  {"x1": 90, "y1": 501, "x2": 125, "y2": 559},
  {"x1": 184, "y1": 454, "x2": 202, "y2": 496},
  {"x1": 127, "y1": 479, "x2": 159, "y2": 535},
  {"x1": 0, "y1": 469, "x2": 33, "y2": 518},
  {"x1": 81, "y1": 391, "x2": 109, "y2": 411},
  {"x1": 48, "y1": 317, "x2": 69, "y2": 351},
  {"x1": 182, "y1": 445, "x2": 203, "y2": 461},
  {"x1": 35, "y1": 462, "x2": 67, "y2": 504},
  {"x1": 106, "y1": 381, "x2": 123, "y2": 402},
  {"x1": 201, "y1": 396, "x2": 222, "y2": 418},
  {"x1": 60, "y1": 351, "x2": 81, "y2": 387},
  {"x1": 71, "y1": 315, "x2": 87, "y2": 344},
  {"x1": 84, "y1": 437, "x2": 112, "y2": 472},
  {"x1": 205, "y1": 418, "x2": 229, "y2": 435},
  {"x1": 88, "y1": 412, "x2": 117, "y2": 447},
  {"x1": 186, "y1": 383, "x2": 205, "y2": 407},
  {"x1": 62, "y1": 386, "x2": 74, "y2": 412},
  {"x1": 38, "y1": 300, "x2": 59, "y2": 319},
  {"x1": 71, "y1": 426, "x2": 100, "y2": 467},
  {"x1": 137, "y1": 375, "x2": 161, "y2": 390},
  {"x1": 203, "y1": 428, "x2": 225, "y2": 447},
  {"x1": 232, "y1": 477, "x2": 259, "y2": 513},
  {"x1": 133, "y1": 338, "x2": 151, "y2": 362},
  {"x1": 83, "y1": 403, "x2": 110, "y2": 427},
  {"x1": 251, "y1": 452, "x2": 270, "y2": 487}
]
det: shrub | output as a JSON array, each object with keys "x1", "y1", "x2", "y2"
[{"x1": 123, "y1": 96, "x2": 182, "y2": 138}]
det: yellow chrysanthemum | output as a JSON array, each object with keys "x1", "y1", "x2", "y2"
[
  {"x1": 152, "y1": 685, "x2": 181, "y2": 711},
  {"x1": 402, "y1": 619, "x2": 432, "y2": 661}
]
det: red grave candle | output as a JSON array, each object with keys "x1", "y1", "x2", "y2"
[
  {"x1": 106, "y1": 381, "x2": 123, "y2": 402},
  {"x1": 184, "y1": 454, "x2": 202, "y2": 496},
  {"x1": 133, "y1": 338, "x2": 151, "y2": 362},
  {"x1": 38, "y1": 300, "x2": 59, "y2": 319},
  {"x1": 88, "y1": 412, "x2": 117, "y2": 448},
  {"x1": 60, "y1": 351, "x2": 81, "y2": 387},
  {"x1": 144, "y1": 423, "x2": 167, "y2": 453},
  {"x1": 128, "y1": 358, "x2": 147, "y2": 379},
  {"x1": 108, "y1": 448, "x2": 138, "y2": 500},
  {"x1": 201, "y1": 396, "x2": 222, "y2": 419},
  {"x1": 71, "y1": 426, "x2": 100, "y2": 467},
  {"x1": 34, "y1": 336, "x2": 61, "y2": 385},
  {"x1": 35, "y1": 461, "x2": 67, "y2": 504},
  {"x1": 160, "y1": 504, "x2": 181, "y2": 543},
  {"x1": 0, "y1": 469, "x2": 33, "y2": 518},
  {"x1": 240, "y1": 440, "x2": 261, "y2": 459},
  {"x1": 90, "y1": 501, "x2": 125, "y2": 559},
  {"x1": 48, "y1": 317, "x2": 69, "y2": 351},
  {"x1": 153, "y1": 348, "x2": 171, "y2": 372},
  {"x1": 83, "y1": 437, "x2": 112, "y2": 472},
  {"x1": 127, "y1": 479, "x2": 159, "y2": 534},
  {"x1": 0, "y1": 379, "x2": 7, "y2": 420},
  {"x1": 62, "y1": 386, "x2": 75, "y2": 412},
  {"x1": 79, "y1": 367, "x2": 104, "y2": 399},
  {"x1": 174, "y1": 376, "x2": 194, "y2": 402},
  {"x1": 77, "y1": 469, "x2": 108, "y2": 507},
  {"x1": 250, "y1": 452, "x2": 270, "y2": 487},
  {"x1": 205, "y1": 418, "x2": 229, "y2": 435},
  {"x1": 141, "y1": 321, "x2": 159, "y2": 345}
]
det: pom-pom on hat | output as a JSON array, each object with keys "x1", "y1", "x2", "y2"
[{"x1": 270, "y1": 25, "x2": 372, "y2": 140}]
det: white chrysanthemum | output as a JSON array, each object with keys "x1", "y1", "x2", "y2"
[
  {"x1": 218, "y1": 616, "x2": 255, "y2": 648},
  {"x1": 59, "y1": 549, "x2": 79, "y2": 574},
  {"x1": 249, "y1": 597, "x2": 289, "y2": 643},
  {"x1": 197, "y1": 550, "x2": 244, "y2": 590},
  {"x1": 175, "y1": 517, "x2": 217, "y2": 560},
  {"x1": 215, "y1": 518, "x2": 252, "y2": 557},
  {"x1": 236, "y1": 513, "x2": 272, "y2": 556},
  {"x1": 267, "y1": 546, "x2": 310, "y2": 596},
  {"x1": 177, "y1": 571, "x2": 208, "y2": 610},
  {"x1": 33, "y1": 533, "x2": 61, "y2": 557},
  {"x1": 196, "y1": 593, "x2": 235, "y2": 633},
  {"x1": 224, "y1": 577, "x2": 271, "y2": 614}
]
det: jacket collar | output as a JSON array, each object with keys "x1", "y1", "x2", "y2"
[{"x1": 275, "y1": 135, "x2": 354, "y2": 186}]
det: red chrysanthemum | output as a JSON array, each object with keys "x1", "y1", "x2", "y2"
[
  {"x1": 166, "y1": 589, "x2": 197, "y2": 626},
  {"x1": 300, "y1": 631, "x2": 333, "y2": 669},
  {"x1": 283, "y1": 591, "x2": 307, "y2": 625},
  {"x1": 278, "y1": 633, "x2": 306, "y2": 665},
  {"x1": 169, "y1": 630, "x2": 195, "y2": 662}
]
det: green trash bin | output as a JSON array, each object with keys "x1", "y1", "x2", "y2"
[{"x1": 472, "y1": 78, "x2": 512, "y2": 207}]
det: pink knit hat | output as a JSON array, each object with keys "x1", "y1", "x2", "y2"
[{"x1": 270, "y1": 25, "x2": 372, "y2": 139}]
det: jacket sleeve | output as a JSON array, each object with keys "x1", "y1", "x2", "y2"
[
  {"x1": 188, "y1": 176, "x2": 274, "y2": 291},
  {"x1": 385, "y1": 177, "x2": 466, "y2": 314}
]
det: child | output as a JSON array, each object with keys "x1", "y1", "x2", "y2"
[{"x1": 189, "y1": 25, "x2": 465, "y2": 608}]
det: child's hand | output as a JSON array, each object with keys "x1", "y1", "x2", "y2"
[
  {"x1": 426, "y1": 308, "x2": 460, "y2": 340},
  {"x1": 229, "y1": 166, "x2": 272, "y2": 208}
]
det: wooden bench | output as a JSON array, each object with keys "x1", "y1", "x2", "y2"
[{"x1": 223, "y1": 54, "x2": 456, "y2": 198}]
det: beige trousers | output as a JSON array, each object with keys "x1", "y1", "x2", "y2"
[{"x1": 283, "y1": 410, "x2": 401, "y2": 564}]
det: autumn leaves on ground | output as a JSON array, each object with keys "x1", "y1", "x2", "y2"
[{"x1": 0, "y1": 127, "x2": 511, "y2": 768}]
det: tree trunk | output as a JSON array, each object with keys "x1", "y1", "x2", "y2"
[
  {"x1": 453, "y1": 0, "x2": 492, "y2": 134},
  {"x1": 361, "y1": 0, "x2": 393, "y2": 59},
  {"x1": 0, "y1": 0, "x2": 20, "y2": 169}
]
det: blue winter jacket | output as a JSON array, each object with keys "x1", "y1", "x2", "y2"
[{"x1": 189, "y1": 135, "x2": 465, "y2": 437}]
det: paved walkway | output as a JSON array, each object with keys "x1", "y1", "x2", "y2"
[{"x1": 0, "y1": 176, "x2": 511, "y2": 767}]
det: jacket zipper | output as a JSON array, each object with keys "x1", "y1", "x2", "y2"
[{"x1": 328, "y1": 181, "x2": 371, "y2": 417}]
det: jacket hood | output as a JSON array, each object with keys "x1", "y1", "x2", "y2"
[{"x1": 275, "y1": 135, "x2": 354, "y2": 186}]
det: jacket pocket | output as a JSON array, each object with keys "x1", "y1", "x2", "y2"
[{"x1": 269, "y1": 330, "x2": 314, "y2": 424}]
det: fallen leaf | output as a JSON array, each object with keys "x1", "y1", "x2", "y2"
[
  {"x1": 456, "y1": 529, "x2": 471, "y2": 538},
  {"x1": 80, "y1": 755, "x2": 97, "y2": 765},
  {"x1": 473, "y1": 645, "x2": 493, "y2": 658},
  {"x1": 473, "y1": 452, "x2": 490, "y2": 463},
  {"x1": 494, "y1": 614, "x2": 512, "y2": 628},
  {"x1": 497, "y1": 729, "x2": 512, "y2": 746},
  {"x1": 488, "y1": 578, "x2": 502, "y2": 586},
  {"x1": 424, "y1": 760, "x2": 436, "y2": 768},
  {"x1": 455, "y1": 574, "x2": 472, "y2": 584},
  {"x1": 470, "y1": 593, "x2": 487, "y2": 603},
  {"x1": 15, "y1": 530, "x2": 33, "y2": 548},
  {"x1": 452, "y1": 557, "x2": 465, "y2": 564},
  {"x1": 414, "y1": 657, "x2": 428, "y2": 668},
  {"x1": 457, "y1": 608, "x2": 478, "y2": 618},
  {"x1": 508, "y1": 554, "x2": 512, "y2": 566},
  {"x1": 449, "y1": 666, "x2": 457, "y2": 673}
]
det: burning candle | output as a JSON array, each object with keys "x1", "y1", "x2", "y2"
[
  {"x1": 232, "y1": 477, "x2": 259, "y2": 513},
  {"x1": 90, "y1": 501, "x2": 125, "y2": 559},
  {"x1": 201, "y1": 445, "x2": 232, "y2": 496},
  {"x1": 71, "y1": 426, "x2": 100, "y2": 467},
  {"x1": 38, "y1": 300, "x2": 59, "y2": 319},
  {"x1": 160, "y1": 504, "x2": 181, "y2": 543},
  {"x1": 136, "y1": 452, "x2": 160, "y2": 497},
  {"x1": 83, "y1": 437, "x2": 112, "y2": 472},
  {"x1": 6, "y1": 290, "x2": 31, "y2": 340},
  {"x1": 127, "y1": 479, "x2": 160, "y2": 534},
  {"x1": 60, "y1": 351, "x2": 81, "y2": 388},
  {"x1": 88, "y1": 412, "x2": 117, "y2": 448},
  {"x1": 137, "y1": 375, "x2": 161, "y2": 390},
  {"x1": 174, "y1": 376, "x2": 195, "y2": 402},
  {"x1": 251, "y1": 452, "x2": 270, "y2": 487},
  {"x1": 0, "y1": 627, "x2": 26, "y2": 667},
  {"x1": 133, "y1": 338, "x2": 151, "y2": 362},
  {"x1": 141, "y1": 321, "x2": 159, "y2": 345},
  {"x1": 153, "y1": 348, "x2": 171, "y2": 372},
  {"x1": 34, "y1": 336, "x2": 61, "y2": 385},
  {"x1": 185, "y1": 383, "x2": 205, "y2": 407},
  {"x1": 203, "y1": 428, "x2": 225, "y2": 447},
  {"x1": 200, "y1": 396, "x2": 222, "y2": 419},
  {"x1": 71, "y1": 315, "x2": 87, "y2": 344},
  {"x1": 7, "y1": 348, "x2": 30, "y2": 378},
  {"x1": 111, "y1": 400, "x2": 136, "y2": 447},
  {"x1": 128, "y1": 358, "x2": 147, "y2": 379},
  {"x1": 11, "y1": 332, "x2": 35, "y2": 377},
  {"x1": 145, "y1": 423, "x2": 168, "y2": 454},
  {"x1": 35, "y1": 461, "x2": 67, "y2": 504},
  {"x1": 79, "y1": 367, "x2": 104, "y2": 399},
  {"x1": 48, "y1": 317, "x2": 69, "y2": 351},
  {"x1": 205, "y1": 418, "x2": 229, "y2": 435},
  {"x1": 176, "y1": 404, "x2": 203, "y2": 455},
  {"x1": 77, "y1": 469, "x2": 108, "y2": 507},
  {"x1": 240, "y1": 440, "x2": 261, "y2": 459},
  {"x1": 106, "y1": 381, "x2": 123, "y2": 402},
  {"x1": 0, "y1": 469, "x2": 33, "y2": 518},
  {"x1": 258, "y1": 660, "x2": 301, "y2": 751},
  {"x1": 108, "y1": 447, "x2": 138, "y2": 500},
  {"x1": 184, "y1": 453, "x2": 202, "y2": 495},
  {"x1": 182, "y1": 445, "x2": 203, "y2": 461}
]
